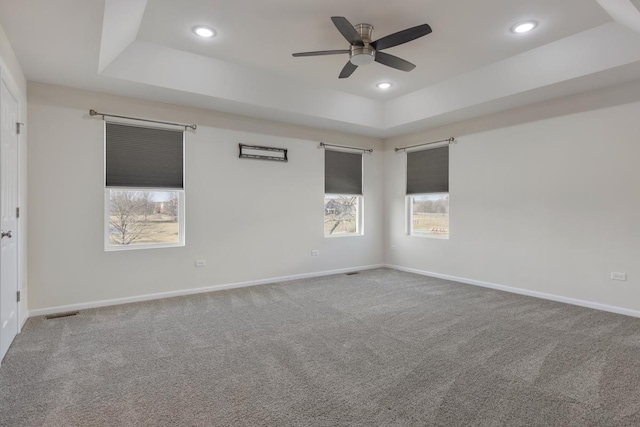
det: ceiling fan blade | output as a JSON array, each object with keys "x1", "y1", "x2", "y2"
[
  {"x1": 331, "y1": 16, "x2": 364, "y2": 46},
  {"x1": 339, "y1": 61, "x2": 358, "y2": 79},
  {"x1": 371, "y1": 23, "x2": 432, "y2": 51},
  {"x1": 375, "y1": 51, "x2": 416, "y2": 72},
  {"x1": 292, "y1": 50, "x2": 350, "y2": 57}
]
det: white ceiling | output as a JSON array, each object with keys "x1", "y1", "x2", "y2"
[{"x1": 1, "y1": 0, "x2": 640, "y2": 137}]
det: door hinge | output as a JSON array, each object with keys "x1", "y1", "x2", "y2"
[
  {"x1": 16, "y1": 207, "x2": 20, "y2": 218},
  {"x1": 16, "y1": 122, "x2": 24, "y2": 135},
  {"x1": 17, "y1": 291, "x2": 20, "y2": 302}
]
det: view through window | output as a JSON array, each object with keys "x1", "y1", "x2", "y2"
[
  {"x1": 108, "y1": 189, "x2": 181, "y2": 247},
  {"x1": 410, "y1": 193, "x2": 449, "y2": 237},
  {"x1": 324, "y1": 195, "x2": 360, "y2": 236}
]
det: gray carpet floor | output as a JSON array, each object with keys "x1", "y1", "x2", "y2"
[{"x1": 2, "y1": 268, "x2": 640, "y2": 426}]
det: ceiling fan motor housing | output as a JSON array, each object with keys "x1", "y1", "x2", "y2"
[
  {"x1": 350, "y1": 23, "x2": 375, "y2": 66},
  {"x1": 291, "y1": 17, "x2": 431, "y2": 78}
]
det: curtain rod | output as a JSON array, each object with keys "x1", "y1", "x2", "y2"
[
  {"x1": 394, "y1": 137, "x2": 455, "y2": 152},
  {"x1": 89, "y1": 109, "x2": 197, "y2": 131},
  {"x1": 320, "y1": 142, "x2": 373, "y2": 153}
]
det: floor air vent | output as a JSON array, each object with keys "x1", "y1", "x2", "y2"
[
  {"x1": 345, "y1": 272, "x2": 360, "y2": 276},
  {"x1": 45, "y1": 311, "x2": 79, "y2": 320}
]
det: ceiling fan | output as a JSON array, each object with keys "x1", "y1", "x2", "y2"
[{"x1": 292, "y1": 16, "x2": 432, "y2": 79}]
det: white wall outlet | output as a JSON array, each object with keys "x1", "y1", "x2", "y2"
[
  {"x1": 195, "y1": 260, "x2": 207, "y2": 267},
  {"x1": 611, "y1": 272, "x2": 627, "y2": 281},
  {"x1": 311, "y1": 250, "x2": 319, "y2": 256}
]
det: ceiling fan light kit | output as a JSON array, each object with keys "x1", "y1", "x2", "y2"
[
  {"x1": 292, "y1": 16, "x2": 432, "y2": 79},
  {"x1": 349, "y1": 24, "x2": 375, "y2": 66}
]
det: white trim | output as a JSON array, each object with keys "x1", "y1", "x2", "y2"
[
  {"x1": 0, "y1": 68, "x2": 24, "y2": 350},
  {"x1": 28, "y1": 264, "x2": 385, "y2": 317},
  {"x1": 19, "y1": 311, "x2": 28, "y2": 330},
  {"x1": 385, "y1": 264, "x2": 640, "y2": 319},
  {"x1": 26, "y1": 263, "x2": 640, "y2": 320}
]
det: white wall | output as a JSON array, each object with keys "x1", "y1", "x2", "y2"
[
  {"x1": 0, "y1": 23, "x2": 28, "y2": 326},
  {"x1": 384, "y1": 87, "x2": 640, "y2": 313},
  {"x1": 24, "y1": 77, "x2": 640, "y2": 316},
  {"x1": 27, "y1": 83, "x2": 383, "y2": 311}
]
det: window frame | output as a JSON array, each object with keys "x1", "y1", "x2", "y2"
[
  {"x1": 323, "y1": 147, "x2": 365, "y2": 238},
  {"x1": 407, "y1": 192, "x2": 449, "y2": 239},
  {"x1": 104, "y1": 121, "x2": 185, "y2": 251},
  {"x1": 405, "y1": 143, "x2": 450, "y2": 240},
  {"x1": 104, "y1": 188, "x2": 185, "y2": 251},
  {"x1": 324, "y1": 193, "x2": 364, "y2": 238}
]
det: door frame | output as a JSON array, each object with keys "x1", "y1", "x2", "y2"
[{"x1": 0, "y1": 65, "x2": 23, "y2": 335}]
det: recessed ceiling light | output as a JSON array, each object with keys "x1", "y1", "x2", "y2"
[
  {"x1": 511, "y1": 21, "x2": 538, "y2": 34},
  {"x1": 377, "y1": 82, "x2": 392, "y2": 90},
  {"x1": 192, "y1": 26, "x2": 216, "y2": 38}
]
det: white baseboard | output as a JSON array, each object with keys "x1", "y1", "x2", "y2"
[
  {"x1": 385, "y1": 264, "x2": 640, "y2": 319},
  {"x1": 30, "y1": 263, "x2": 637, "y2": 320},
  {"x1": 19, "y1": 312, "x2": 29, "y2": 331},
  {"x1": 28, "y1": 264, "x2": 385, "y2": 317}
]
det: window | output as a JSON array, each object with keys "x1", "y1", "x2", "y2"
[
  {"x1": 409, "y1": 193, "x2": 449, "y2": 237},
  {"x1": 406, "y1": 146, "x2": 449, "y2": 238},
  {"x1": 324, "y1": 195, "x2": 361, "y2": 235},
  {"x1": 105, "y1": 123, "x2": 185, "y2": 250},
  {"x1": 324, "y1": 149, "x2": 363, "y2": 236},
  {"x1": 107, "y1": 189, "x2": 183, "y2": 247}
]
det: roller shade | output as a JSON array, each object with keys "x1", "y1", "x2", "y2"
[
  {"x1": 325, "y1": 150, "x2": 362, "y2": 195},
  {"x1": 406, "y1": 146, "x2": 448, "y2": 194},
  {"x1": 106, "y1": 123, "x2": 184, "y2": 188}
]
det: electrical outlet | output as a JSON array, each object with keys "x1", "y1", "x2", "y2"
[
  {"x1": 195, "y1": 260, "x2": 207, "y2": 267},
  {"x1": 611, "y1": 272, "x2": 627, "y2": 281},
  {"x1": 311, "y1": 250, "x2": 319, "y2": 256}
]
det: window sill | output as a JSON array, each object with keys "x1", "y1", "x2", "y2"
[
  {"x1": 105, "y1": 242, "x2": 185, "y2": 251},
  {"x1": 409, "y1": 233, "x2": 449, "y2": 240},
  {"x1": 324, "y1": 233, "x2": 364, "y2": 238}
]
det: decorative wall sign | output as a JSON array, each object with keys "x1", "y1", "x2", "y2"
[{"x1": 239, "y1": 144, "x2": 288, "y2": 162}]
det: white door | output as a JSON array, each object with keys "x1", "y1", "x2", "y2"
[{"x1": 0, "y1": 77, "x2": 19, "y2": 362}]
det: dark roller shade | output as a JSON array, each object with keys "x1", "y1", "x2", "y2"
[
  {"x1": 406, "y1": 146, "x2": 449, "y2": 194},
  {"x1": 325, "y1": 150, "x2": 362, "y2": 195},
  {"x1": 106, "y1": 123, "x2": 184, "y2": 188}
]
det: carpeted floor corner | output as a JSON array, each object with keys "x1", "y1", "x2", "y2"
[{"x1": 2, "y1": 268, "x2": 640, "y2": 426}]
